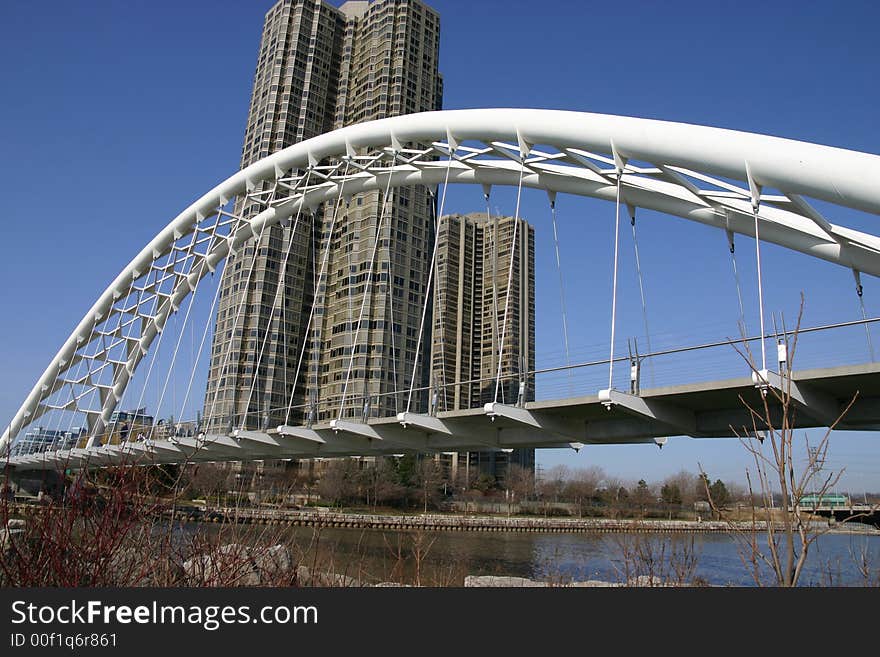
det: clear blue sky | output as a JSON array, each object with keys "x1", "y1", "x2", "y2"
[{"x1": 1, "y1": 0, "x2": 879, "y2": 492}]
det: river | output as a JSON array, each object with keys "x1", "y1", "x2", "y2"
[{"x1": 192, "y1": 522, "x2": 880, "y2": 586}]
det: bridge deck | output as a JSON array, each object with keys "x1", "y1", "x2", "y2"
[{"x1": 8, "y1": 362, "x2": 880, "y2": 470}]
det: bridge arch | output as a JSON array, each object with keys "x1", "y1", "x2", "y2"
[{"x1": 5, "y1": 108, "x2": 880, "y2": 455}]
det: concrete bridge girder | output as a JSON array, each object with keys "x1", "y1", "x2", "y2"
[
  {"x1": 597, "y1": 390, "x2": 697, "y2": 436},
  {"x1": 755, "y1": 369, "x2": 842, "y2": 427}
]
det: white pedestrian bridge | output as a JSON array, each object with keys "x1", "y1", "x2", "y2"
[{"x1": 5, "y1": 108, "x2": 880, "y2": 470}]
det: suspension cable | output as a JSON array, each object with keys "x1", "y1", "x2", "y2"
[
  {"x1": 339, "y1": 152, "x2": 397, "y2": 420},
  {"x1": 434, "y1": 183, "x2": 453, "y2": 411},
  {"x1": 257, "y1": 309, "x2": 880, "y2": 423},
  {"x1": 629, "y1": 207, "x2": 654, "y2": 387},
  {"x1": 347, "y1": 208, "x2": 355, "y2": 405},
  {"x1": 726, "y1": 228, "x2": 747, "y2": 336},
  {"x1": 548, "y1": 192, "x2": 572, "y2": 393},
  {"x1": 82, "y1": 263, "x2": 165, "y2": 447},
  {"x1": 241, "y1": 170, "x2": 311, "y2": 429},
  {"x1": 286, "y1": 160, "x2": 352, "y2": 425},
  {"x1": 607, "y1": 167, "x2": 623, "y2": 392},
  {"x1": 407, "y1": 153, "x2": 454, "y2": 414},
  {"x1": 178, "y1": 252, "x2": 225, "y2": 430},
  {"x1": 485, "y1": 188, "x2": 502, "y2": 405},
  {"x1": 172, "y1": 309, "x2": 177, "y2": 424},
  {"x1": 308, "y1": 207, "x2": 320, "y2": 421},
  {"x1": 56, "y1": 270, "x2": 139, "y2": 447},
  {"x1": 386, "y1": 190, "x2": 400, "y2": 415},
  {"x1": 155, "y1": 238, "x2": 213, "y2": 430},
  {"x1": 493, "y1": 156, "x2": 526, "y2": 403},
  {"x1": 853, "y1": 269, "x2": 875, "y2": 362},
  {"x1": 154, "y1": 253, "x2": 207, "y2": 433},
  {"x1": 241, "y1": 211, "x2": 304, "y2": 429},
  {"x1": 204, "y1": 204, "x2": 270, "y2": 431},
  {"x1": 753, "y1": 203, "x2": 767, "y2": 372},
  {"x1": 111, "y1": 245, "x2": 185, "y2": 445},
  {"x1": 177, "y1": 205, "x2": 240, "y2": 430},
  {"x1": 280, "y1": 187, "x2": 300, "y2": 429},
  {"x1": 43, "y1": 317, "x2": 109, "y2": 451}
]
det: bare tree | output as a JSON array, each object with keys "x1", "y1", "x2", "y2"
[
  {"x1": 613, "y1": 529, "x2": 702, "y2": 587},
  {"x1": 537, "y1": 464, "x2": 568, "y2": 516},
  {"x1": 316, "y1": 459, "x2": 357, "y2": 508},
  {"x1": 503, "y1": 464, "x2": 534, "y2": 517},
  {"x1": 704, "y1": 296, "x2": 858, "y2": 586},
  {"x1": 295, "y1": 468, "x2": 318, "y2": 506},
  {"x1": 413, "y1": 458, "x2": 444, "y2": 514},
  {"x1": 187, "y1": 463, "x2": 232, "y2": 507},
  {"x1": 664, "y1": 469, "x2": 700, "y2": 509},
  {"x1": 357, "y1": 459, "x2": 403, "y2": 511},
  {"x1": 596, "y1": 476, "x2": 627, "y2": 519},
  {"x1": 566, "y1": 466, "x2": 604, "y2": 518}
]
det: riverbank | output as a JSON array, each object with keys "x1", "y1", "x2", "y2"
[
  {"x1": 160, "y1": 505, "x2": 880, "y2": 535},
  {"x1": 5, "y1": 509, "x2": 877, "y2": 586},
  {"x1": 8, "y1": 499, "x2": 877, "y2": 536}
]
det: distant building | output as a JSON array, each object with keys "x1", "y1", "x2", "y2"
[
  {"x1": 204, "y1": 0, "x2": 443, "y2": 431},
  {"x1": 798, "y1": 493, "x2": 851, "y2": 508},
  {"x1": 109, "y1": 408, "x2": 154, "y2": 426},
  {"x1": 10, "y1": 426, "x2": 85, "y2": 456},
  {"x1": 431, "y1": 212, "x2": 536, "y2": 484},
  {"x1": 201, "y1": 0, "x2": 442, "y2": 481},
  {"x1": 107, "y1": 408, "x2": 155, "y2": 442}
]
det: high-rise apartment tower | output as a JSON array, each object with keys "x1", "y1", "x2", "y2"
[
  {"x1": 204, "y1": 0, "x2": 442, "y2": 430},
  {"x1": 431, "y1": 212, "x2": 536, "y2": 483}
]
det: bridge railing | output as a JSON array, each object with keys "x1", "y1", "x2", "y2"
[
  {"x1": 9, "y1": 317, "x2": 878, "y2": 457},
  {"x1": 535, "y1": 316, "x2": 879, "y2": 403},
  {"x1": 199, "y1": 315, "x2": 878, "y2": 433}
]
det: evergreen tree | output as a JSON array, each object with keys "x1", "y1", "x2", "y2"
[
  {"x1": 661, "y1": 483, "x2": 682, "y2": 506},
  {"x1": 709, "y1": 479, "x2": 729, "y2": 507}
]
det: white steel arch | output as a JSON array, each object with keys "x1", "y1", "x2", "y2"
[{"x1": 5, "y1": 107, "x2": 880, "y2": 456}]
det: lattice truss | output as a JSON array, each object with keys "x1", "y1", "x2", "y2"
[
  {"x1": 32, "y1": 198, "x2": 241, "y2": 442},
  {"x1": 271, "y1": 136, "x2": 880, "y2": 272},
  {"x1": 6, "y1": 109, "x2": 880, "y2": 457}
]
